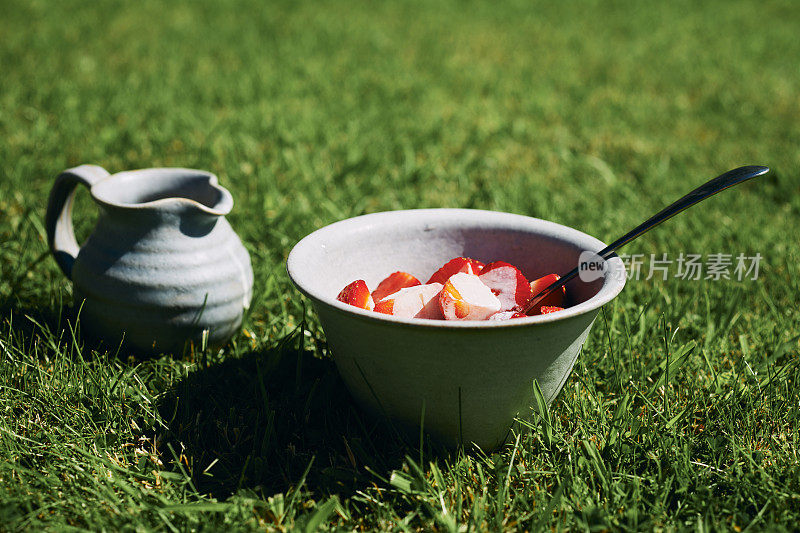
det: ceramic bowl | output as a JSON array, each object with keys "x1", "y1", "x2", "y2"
[{"x1": 287, "y1": 209, "x2": 626, "y2": 449}]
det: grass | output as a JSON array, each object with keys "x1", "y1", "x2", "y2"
[{"x1": 1, "y1": 0, "x2": 800, "y2": 529}]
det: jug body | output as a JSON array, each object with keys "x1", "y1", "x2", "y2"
[{"x1": 45, "y1": 165, "x2": 254, "y2": 353}]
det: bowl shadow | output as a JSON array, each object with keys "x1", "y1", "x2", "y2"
[
  {"x1": 155, "y1": 329, "x2": 447, "y2": 499},
  {"x1": 0, "y1": 296, "x2": 463, "y2": 498}
]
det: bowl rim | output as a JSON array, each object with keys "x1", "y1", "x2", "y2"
[{"x1": 287, "y1": 208, "x2": 626, "y2": 329}]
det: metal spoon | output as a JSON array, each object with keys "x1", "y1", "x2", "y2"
[{"x1": 519, "y1": 165, "x2": 770, "y2": 315}]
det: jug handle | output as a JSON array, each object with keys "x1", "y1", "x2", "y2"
[{"x1": 45, "y1": 165, "x2": 111, "y2": 279}]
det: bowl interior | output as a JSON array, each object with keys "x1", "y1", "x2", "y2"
[{"x1": 288, "y1": 209, "x2": 625, "y2": 318}]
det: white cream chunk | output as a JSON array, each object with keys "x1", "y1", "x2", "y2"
[
  {"x1": 442, "y1": 272, "x2": 501, "y2": 320},
  {"x1": 384, "y1": 283, "x2": 444, "y2": 319}
]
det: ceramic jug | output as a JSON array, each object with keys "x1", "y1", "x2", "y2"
[{"x1": 45, "y1": 165, "x2": 254, "y2": 352}]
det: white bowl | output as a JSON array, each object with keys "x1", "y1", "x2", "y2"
[{"x1": 287, "y1": 209, "x2": 626, "y2": 449}]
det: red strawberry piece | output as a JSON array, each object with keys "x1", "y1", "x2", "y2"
[
  {"x1": 426, "y1": 257, "x2": 485, "y2": 285},
  {"x1": 525, "y1": 273, "x2": 566, "y2": 314},
  {"x1": 374, "y1": 299, "x2": 393, "y2": 314},
  {"x1": 416, "y1": 288, "x2": 446, "y2": 319},
  {"x1": 336, "y1": 280, "x2": 375, "y2": 310},
  {"x1": 469, "y1": 258, "x2": 485, "y2": 274},
  {"x1": 539, "y1": 306, "x2": 564, "y2": 315},
  {"x1": 478, "y1": 261, "x2": 532, "y2": 312},
  {"x1": 371, "y1": 271, "x2": 421, "y2": 303}
]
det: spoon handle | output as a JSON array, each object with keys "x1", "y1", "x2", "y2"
[{"x1": 520, "y1": 165, "x2": 770, "y2": 315}]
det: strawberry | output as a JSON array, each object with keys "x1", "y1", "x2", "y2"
[
  {"x1": 525, "y1": 273, "x2": 566, "y2": 314},
  {"x1": 337, "y1": 280, "x2": 375, "y2": 310},
  {"x1": 374, "y1": 299, "x2": 394, "y2": 314},
  {"x1": 478, "y1": 261, "x2": 532, "y2": 311},
  {"x1": 426, "y1": 257, "x2": 485, "y2": 285},
  {"x1": 371, "y1": 271, "x2": 421, "y2": 303},
  {"x1": 539, "y1": 306, "x2": 564, "y2": 315}
]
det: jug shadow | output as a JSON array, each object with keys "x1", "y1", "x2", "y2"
[
  {"x1": 0, "y1": 298, "x2": 102, "y2": 355},
  {"x1": 154, "y1": 332, "x2": 450, "y2": 499},
  {"x1": 0, "y1": 296, "x2": 195, "y2": 362}
]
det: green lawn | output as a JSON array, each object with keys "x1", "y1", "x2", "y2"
[{"x1": 2, "y1": 0, "x2": 800, "y2": 530}]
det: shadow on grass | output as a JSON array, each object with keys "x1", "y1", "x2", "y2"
[
  {"x1": 0, "y1": 298, "x2": 449, "y2": 498},
  {"x1": 0, "y1": 295, "x2": 233, "y2": 362},
  {"x1": 0, "y1": 299, "x2": 103, "y2": 355},
  {"x1": 0, "y1": 300, "x2": 66, "y2": 339},
  {"x1": 0, "y1": 299, "x2": 156, "y2": 361},
  {"x1": 155, "y1": 330, "x2": 430, "y2": 499}
]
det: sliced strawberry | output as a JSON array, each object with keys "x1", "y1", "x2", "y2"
[
  {"x1": 374, "y1": 299, "x2": 393, "y2": 314},
  {"x1": 539, "y1": 306, "x2": 565, "y2": 315},
  {"x1": 440, "y1": 282, "x2": 471, "y2": 319},
  {"x1": 426, "y1": 257, "x2": 485, "y2": 285},
  {"x1": 478, "y1": 261, "x2": 531, "y2": 311},
  {"x1": 337, "y1": 280, "x2": 375, "y2": 310},
  {"x1": 439, "y1": 272, "x2": 501, "y2": 321},
  {"x1": 416, "y1": 288, "x2": 446, "y2": 319},
  {"x1": 374, "y1": 283, "x2": 444, "y2": 319},
  {"x1": 525, "y1": 273, "x2": 566, "y2": 314},
  {"x1": 469, "y1": 258, "x2": 485, "y2": 274},
  {"x1": 371, "y1": 271, "x2": 421, "y2": 303}
]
